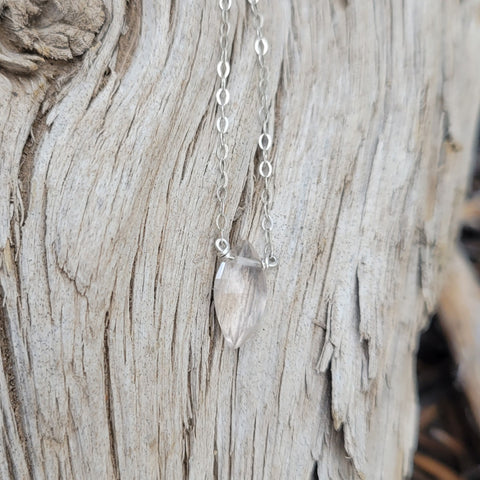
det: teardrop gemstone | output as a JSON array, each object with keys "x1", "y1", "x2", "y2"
[{"x1": 214, "y1": 240, "x2": 267, "y2": 348}]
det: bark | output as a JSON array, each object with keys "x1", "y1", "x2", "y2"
[{"x1": 1, "y1": 0, "x2": 480, "y2": 479}]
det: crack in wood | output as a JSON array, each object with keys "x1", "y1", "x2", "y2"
[
  {"x1": 318, "y1": 179, "x2": 347, "y2": 304},
  {"x1": 183, "y1": 102, "x2": 210, "y2": 184},
  {"x1": 171, "y1": 294, "x2": 180, "y2": 362},
  {"x1": 168, "y1": 0, "x2": 176, "y2": 35},
  {"x1": 212, "y1": 412, "x2": 219, "y2": 480},
  {"x1": 0, "y1": 285, "x2": 33, "y2": 477},
  {"x1": 18, "y1": 110, "x2": 50, "y2": 233},
  {"x1": 355, "y1": 266, "x2": 370, "y2": 384},
  {"x1": 2, "y1": 426, "x2": 15, "y2": 479},
  {"x1": 250, "y1": 414, "x2": 257, "y2": 478},
  {"x1": 103, "y1": 309, "x2": 121, "y2": 480},
  {"x1": 115, "y1": 0, "x2": 142, "y2": 77},
  {"x1": 182, "y1": 344, "x2": 195, "y2": 478}
]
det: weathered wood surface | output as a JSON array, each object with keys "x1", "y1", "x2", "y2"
[{"x1": 1, "y1": 1, "x2": 480, "y2": 479}]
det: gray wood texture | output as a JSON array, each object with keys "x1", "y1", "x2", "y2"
[{"x1": 1, "y1": 0, "x2": 480, "y2": 478}]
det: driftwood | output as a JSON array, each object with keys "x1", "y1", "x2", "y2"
[
  {"x1": 438, "y1": 197, "x2": 480, "y2": 429},
  {"x1": 1, "y1": 1, "x2": 480, "y2": 478}
]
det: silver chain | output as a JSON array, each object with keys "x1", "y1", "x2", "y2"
[
  {"x1": 214, "y1": 0, "x2": 233, "y2": 257},
  {"x1": 248, "y1": 0, "x2": 277, "y2": 268},
  {"x1": 214, "y1": 0, "x2": 277, "y2": 269}
]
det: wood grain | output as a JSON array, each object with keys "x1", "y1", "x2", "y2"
[{"x1": 1, "y1": 1, "x2": 480, "y2": 478}]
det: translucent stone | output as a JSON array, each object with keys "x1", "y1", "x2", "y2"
[{"x1": 214, "y1": 240, "x2": 267, "y2": 348}]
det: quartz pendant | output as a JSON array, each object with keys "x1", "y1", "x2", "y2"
[{"x1": 214, "y1": 240, "x2": 267, "y2": 348}]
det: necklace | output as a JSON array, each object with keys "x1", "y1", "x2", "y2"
[{"x1": 212, "y1": 0, "x2": 278, "y2": 349}]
